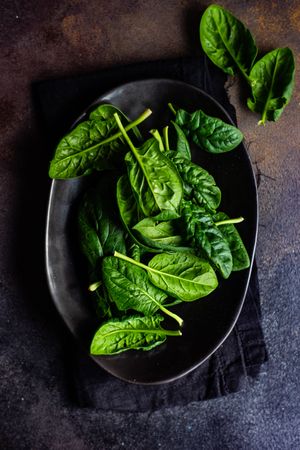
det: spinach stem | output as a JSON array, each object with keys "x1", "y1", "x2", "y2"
[
  {"x1": 168, "y1": 102, "x2": 177, "y2": 116},
  {"x1": 101, "y1": 328, "x2": 182, "y2": 337},
  {"x1": 114, "y1": 114, "x2": 156, "y2": 202},
  {"x1": 215, "y1": 217, "x2": 244, "y2": 226},
  {"x1": 158, "y1": 304, "x2": 183, "y2": 327},
  {"x1": 160, "y1": 329, "x2": 182, "y2": 337},
  {"x1": 163, "y1": 126, "x2": 170, "y2": 151},
  {"x1": 150, "y1": 129, "x2": 165, "y2": 151},
  {"x1": 114, "y1": 250, "x2": 149, "y2": 270},
  {"x1": 114, "y1": 113, "x2": 138, "y2": 154},
  {"x1": 88, "y1": 281, "x2": 102, "y2": 291}
]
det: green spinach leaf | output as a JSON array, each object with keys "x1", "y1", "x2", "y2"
[
  {"x1": 114, "y1": 251, "x2": 218, "y2": 302},
  {"x1": 175, "y1": 108, "x2": 243, "y2": 154},
  {"x1": 200, "y1": 4, "x2": 257, "y2": 79},
  {"x1": 182, "y1": 201, "x2": 233, "y2": 279},
  {"x1": 116, "y1": 174, "x2": 158, "y2": 254},
  {"x1": 77, "y1": 177, "x2": 126, "y2": 279},
  {"x1": 214, "y1": 212, "x2": 250, "y2": 271},
  {"x1": 49, "y1": 105, "x2": 150, "y2": 179},
  {"x1": 171, "y1": 121, "x2": 191, "y2": 160},
  {"x1": 169, "y1": 154, "x2": 221, "y2": 211},
  {"x1": 115, "y1": 114, "x2": 183, "y2": 220},
  {"x1": 102, "y1": 257, "x2": 183, "y2": 325},
  {"x1": 148, "y1": 252, "x2": 218, "y2": 301},
  {"x1": 150, "y1": 129, "x2": 165, "y2": 151},
  {"x1": 127, "y1": 241, "x2": 142, "y2": 261},
  {"x1": 133, "y1": 217, "x2": 186, "y2": 251},
  {"x1": 247, "y1": 47, "x2": 295, "y2": 124},
  {"x1": 90, "y1": 314, "x2": 181, "y2": 355},
  {"x1": 90, "y1": 285, "x2": 113, "y2": 319}
]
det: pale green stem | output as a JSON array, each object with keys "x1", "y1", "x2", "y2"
[
  {"x1": 88, "y1": 281, "x2": 102, "y2": 292},
  {"x1": 114, "y1": 250, "x2": 149, "y2": 270},
  {"x1": 102, "y1": 328, "x2": 182, "y2": 337},
  {"x1": 215, "y1": 217, "x2": 244, "y2": 226},
  {"x1": 114, "y1": 113, "x2": 138, "y2": 154},
  {"x1": 150, "y1": 129, "x2": 165, "y2": 151},
  {"x1": 168, "y1": 102, "x2": 177, "y2": 116},
  {"x1": 158, "y1": 304, "x2": 183, "y2": 327},
  {"x1": 114, "y1": 114, "x2": 149, "y2": 186},
  {"x1": 163, "y1": 126, "x2": 170, "y2": 151}
]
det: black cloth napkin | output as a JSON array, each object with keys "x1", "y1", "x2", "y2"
[{"x1": 34, "y1": 56, "x2": 267, "y2": 412}]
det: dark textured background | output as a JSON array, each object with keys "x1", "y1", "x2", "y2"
[{"x1": 0, "y1": 1, "x2": 299, "y2": 449}]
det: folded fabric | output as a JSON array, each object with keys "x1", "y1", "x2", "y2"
[{"x1": 34, "y1": 56, "x2": 267, "y2": 412}]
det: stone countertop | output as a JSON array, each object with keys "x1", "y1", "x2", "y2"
[{"x1": 0, "y1": 1, "x2": 299, "y2": 449}]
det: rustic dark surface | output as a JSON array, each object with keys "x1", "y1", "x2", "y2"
[{"x1": 0, "y1": 1, "x2": 299, "y2": 449}]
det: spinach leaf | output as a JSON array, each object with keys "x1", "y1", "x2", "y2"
[
  {"x1": 169, "y1": 154, "x2": 221, "y2": 211},
  {"x1": 133, "y1": 217, "x2": 186, "y2": 251},
  {"x1": 171, "y1": 121, "x2": 191, "y2": 159},
  {"x1": 127, "y1": 241, "x2": 142, "y2": 261},
  {"x1": 102, "y1": 257, "x2": 183, "y2": 325},
  {"x1": 150, "y1": 129, "x2": 165, "y2": 151},
  {"x1": 77, "y1": 177, "x2": 126, "y2": 279},
  {"x1": 247, "y1": 47, "x2": 295, "y2": 124},
  {"x1": 90, "y1": 314, "x2": 181, "y2": 355},
  {"x1": 200, "y1": 4, "x2": 257, "y2": 79},
  {"x1": 175, "y1": 108, "x2": 243, "y2": 154},
  {"x1": 182, "y1": 201, "x2": 233, "y2": 279},
  {"x1": 116, "y1": 174, "x2": 158, "y2": 254},
  {"x1": 116, "y1": 174, "x2": 140, "y2": 230},
  {"x1": 114, "y1": 251, "x2": 218, "y2": 302},
  {"x1": 214, "y1": 212, "x2": 250, "y2": 271},
  {"x1": 148, "y1": 252, "x2": 218, "y2": 301},
  {"x1": 91, "y1": 285, "x2": 113, "y2": 319},
  {"x1": 115, "y1": 114, "x2": 183, "y2": 220},
  {"x1": 49, "y1": 105, "x2": 151, "y2": 179}
]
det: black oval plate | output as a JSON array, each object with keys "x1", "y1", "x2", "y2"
[{"x1": 45, "y1": 79, "x2": 258, "y2": 384}]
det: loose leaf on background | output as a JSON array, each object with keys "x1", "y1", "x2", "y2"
[
  {"x1": 102, "y1": 257, "x2": 183, "y2": 325},
  {"x1": 247, "y1": 47, "x2": 295, "y2": 124},
  {"x1": 169, "y1": 154, "x2": 221, "y2": 211},
  {"x1": 115, "y1": 113, "x2": 183, "y2": 220},
  {"x1": 114, "y1": 251, "x2": 218, "y2": 302},
  {"x1": 200, "y1": 4, "x2": 257, "y2": 79},
  {"x1": 90, "y1": 314, "x2": 182, "y2": 355},
  {"x1": 77, "y1": 177, "x2": 126, "y2": 279},
  {"x1": 175, "y1": 108, "x2": 243, "y2": 154},
  {"x1": 49, "y1": 105, "x2": 150, "y2": 179},
  {"x1": 182, "y1": 201, "x2": 233, "y2": 279},
  {"x1": 214, "y1": 212, "x2": 250, "y2": 271}
]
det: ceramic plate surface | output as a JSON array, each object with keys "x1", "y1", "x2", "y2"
[{"x1": 46, "y1": 79, "x2": 258, "y2": 384}]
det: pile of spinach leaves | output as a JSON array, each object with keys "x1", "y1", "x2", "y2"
[
  {"x1": 49, "y1": 102, "x2": 250, "y2": 355},
  {"x1": 200, "y1": 4, "x2": 295, "y2": 125}
]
